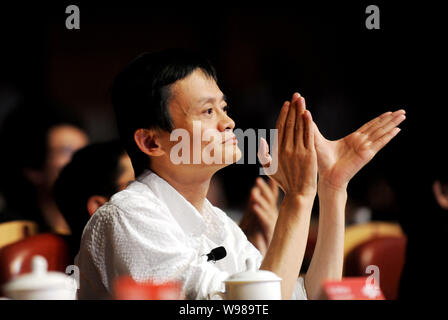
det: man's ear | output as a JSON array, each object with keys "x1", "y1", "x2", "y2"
[
  {"x1": 433, "y1": 181, "x2": 448, "y2": 210},
  {"x1": 134, "y1": 128, "x2": 165, "y2": 157},
  {"x1": 87, "y1": 195, "x2": 109, "y2": 216}
]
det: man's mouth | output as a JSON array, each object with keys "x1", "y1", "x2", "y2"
[{"x1": 223, "y1": 134, "x2": 237, "y2": 145}]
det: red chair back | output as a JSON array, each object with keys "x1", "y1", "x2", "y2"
[
  {"x1": 344, "y1": 235, "x2": 407, "y2": 300},
  {"x1": 0, "y1": 233, "x2": 71, "y2": 292},
  {"x1": 0, "y1": 220, "x2": 39, "y2": 249}
]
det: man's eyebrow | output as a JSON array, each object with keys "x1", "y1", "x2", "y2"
[{"x1": 198, "y1": 94, "x2": 227, "y2": 105}]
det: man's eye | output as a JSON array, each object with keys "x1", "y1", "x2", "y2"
[
  {"x1": 206, "y1": 108, "x2": 213, "y2": 115},
  {"x1": 223, "y1": 105, "x2": 229, "y2": 113}
]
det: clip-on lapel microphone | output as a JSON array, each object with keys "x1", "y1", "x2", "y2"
[{"x1": 206, "y1": 246, "x2": 227, "y2": 262}]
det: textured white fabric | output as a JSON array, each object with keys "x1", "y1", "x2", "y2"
[{"x1": 75, "y1": 169, "x2": 307, "y2": 300}]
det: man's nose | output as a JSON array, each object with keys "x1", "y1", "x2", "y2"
[{"x1": 218, "y1": 112, "x2": 235, "y2": 132}]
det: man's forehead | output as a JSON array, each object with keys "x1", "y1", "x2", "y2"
[
  {"x1": 170, "y1": 71, "x2": 225, "y2": 111},
  {"x1": 196, "y1": 93, "x2": 227, "y2": 105}
]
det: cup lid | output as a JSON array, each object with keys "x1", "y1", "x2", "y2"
[
  {"x1": 225, "y1": 258, "x2": 282, "y2": 283},
  {"x1": 3, "y1": 255, "x2": 76, "y2": 293}
]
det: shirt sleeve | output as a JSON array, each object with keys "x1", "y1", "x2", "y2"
[{"x1": 85, "y1": 203, "x2": 230, "y2": 300}]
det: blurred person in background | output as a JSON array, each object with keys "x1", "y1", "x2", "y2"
[
  {"x1": 239, "y1": 177, "x2": 279, "y2": 256},
  {"x1": 0, "y1": 101, "x2": 89, "y2": 234},
  {"x1": 395, "y1": 116, "x2": 448, "y2": 300},
  {"x1": 53, "y1": 140, "x2": 135, "y2": 262}
]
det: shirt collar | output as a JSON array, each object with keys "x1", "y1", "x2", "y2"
[{"x1": 137, "y1": 169, "x2": 208, "y2": 237}]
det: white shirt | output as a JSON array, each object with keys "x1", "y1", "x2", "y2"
[{"x1": 75, "y1": 170, "x2": 307, "y2": 300}]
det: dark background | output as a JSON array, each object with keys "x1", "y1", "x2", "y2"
[{"x1": 0, "y1": 2, "x2": 446, "y2": 218}]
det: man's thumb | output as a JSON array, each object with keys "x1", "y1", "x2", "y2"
[{"x1": 258, "y1": 137, "x2": 273, "y2": 167}]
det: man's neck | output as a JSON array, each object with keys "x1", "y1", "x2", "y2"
[{"x1": 150, "y1": 166, "x2": 212, "y2": 214}]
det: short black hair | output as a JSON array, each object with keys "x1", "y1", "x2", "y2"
[
  {"x1": 53, "y1": 140, "x2": 129, "y2": 257},
  {"x1": 111, "y1": 48, "x2": 218, "y2": 177}
]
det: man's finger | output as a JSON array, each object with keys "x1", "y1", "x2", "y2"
[
  {"x1": 257, "y1": 137, "x2": 273, "y2": 167},
  {"x1": 370, "y1": 127, "x2": 401, "y2": 154},
  {"x1": 302, "y1": 110, "x2": 314, "y2": 149},
  {"x1": 252, "y1": 204, "x2": 273, "y2": 229},
  {"x1": 275, "y1": 101, "x2": 290, "y2": 146},
  {"x1": 268, "y1": 179, "x2": 279, "y2": 199},
  {"x1": 294, "y1": 96, "x2": 306, "y2": 148},
  {"x1": 362, "y1": 110, "x2": 405, "y2": 136},
  {"x1": 256, "y1": 177, "x2": 277, "y2": 205},
  {"x1": 368, "y1": 112, "x2": 406, "y2": 142},
  {"x1": 252, "y1": 186, "x2": 274, "y2": 213},
  {"x1": 284, "y1": 93, "x2": 299, "y2": 149},
  {"x1": 357, "y1": 111, "x2": 393, "y2": 134}
]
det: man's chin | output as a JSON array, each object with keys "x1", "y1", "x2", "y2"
[
  {"x1": 175, "y1": 145, "x2": 242, "y2": 168},
  {"x1": 224, "y1": 146, "x2": 242, "y2": 165},
  {"x1": 208, "y1": 147, "x2": 242, "y2": 169}
]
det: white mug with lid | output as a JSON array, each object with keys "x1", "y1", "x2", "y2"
[
  {"x1": 2, "y1": 255, "x2": 77, "y2": 300},
  {"x1": 210, "y1": 258, "x2": 282, "y2": 300}
]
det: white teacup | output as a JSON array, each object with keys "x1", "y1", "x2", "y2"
[
  {"x1": 210, "y1": 259, "x2": 282, "y2": 300},
  {"x1": 2, "y1": 255, "x2": 77, "y2": 300}
]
